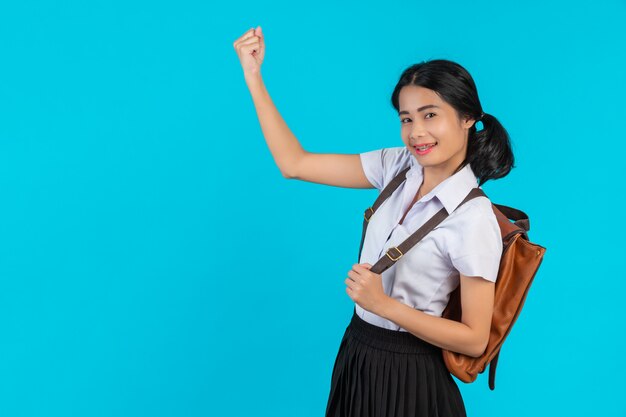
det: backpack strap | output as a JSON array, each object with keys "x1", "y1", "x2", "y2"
[
  {"x1": 367, "y1": 188, "x2": 486, "y2": 275},
  {"x1": 494, "y1": 204, "x2": 530, "y2": 233},
  {"x1": 357, "y1": 165, "x2": 488, "y2": 275},
  {"x1": 357, "y1": 167, "x2": 412, "y2": 261},
  {"x1": 489, "y1": 350, "x2": 500, "y2": 390}
]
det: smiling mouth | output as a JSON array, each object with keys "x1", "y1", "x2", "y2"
[{"x1": 414, "y1": 142, "x2": 437, "y2": 151}]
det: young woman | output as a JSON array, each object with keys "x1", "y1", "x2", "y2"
[{"x1": 233, "y1": 26, "x2": 514, "y2": 417}]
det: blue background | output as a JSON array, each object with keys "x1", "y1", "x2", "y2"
[{"x1": 1, "y1": 1, "x2": 624, "y2": 416}]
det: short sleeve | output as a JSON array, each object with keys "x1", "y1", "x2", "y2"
[
  {"x1": 359, "y1": 147, "x2": 412, "y2": 191},
  {"x1": 447, "y1": 201, "x2": 503, "y2": 282}
]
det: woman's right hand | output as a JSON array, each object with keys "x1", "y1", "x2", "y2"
[{"x1": 233, "y1": 26, "x2": 265, "y2": 80}]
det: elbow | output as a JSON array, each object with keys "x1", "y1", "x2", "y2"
[
  {"x1": 281, "y1": 169, "x2": 296, "y2": 179},
  {"x1": 282, "y1": 151, "x2": 306, "y2": 180},
  {"x1": 469, "y1": 339, "x2": 489, "y2": 358},
  {"x1": 281, "y1": 163, "x2": 301, "y2": 180},
  {"x1": 278, "y1": 161, "x2": 297, "y2": 179}
]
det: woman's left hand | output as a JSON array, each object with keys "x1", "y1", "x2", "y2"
[{"x1": 344, "y1": 263, "x2": 390, "y2": 315}]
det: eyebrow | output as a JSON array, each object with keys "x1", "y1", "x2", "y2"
[{"x1": 398, "y1": 104, "x2": 440, "y2": 115}]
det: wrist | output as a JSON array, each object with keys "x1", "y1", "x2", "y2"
[
  {"x1": 377, "y1": 295, "x2": 396, "y2": 319},
  {"x1": 244, "y1": 71, "x2": 263, "y2": 86}
]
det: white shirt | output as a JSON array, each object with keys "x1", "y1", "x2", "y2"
[{"x1": 357, "y1": 146, "x2": 503, "y2": 331}]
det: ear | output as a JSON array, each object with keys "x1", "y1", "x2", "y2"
[{"x1": 462, "y1": 116, "x2": 477, "y2": 129}]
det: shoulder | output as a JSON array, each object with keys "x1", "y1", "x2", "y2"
[
  {"x1": 450, "y1": 194, "x2": 498, "y2": 223},
  {"x1": 444, "y1": 195, "x2": 501, "y2": 242},
  {"x1": 359, "y1": 146, "x2": 412, "y2": 190},
  {"x1": 440, "y1": 193, "x2": 503, "y2": 282}
]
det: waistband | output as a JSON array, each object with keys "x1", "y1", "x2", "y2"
[{"x1": 347, "y1": 308, "x2": 442, "y2": 355}]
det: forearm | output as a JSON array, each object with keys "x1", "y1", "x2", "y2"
[
  {"x1": 378, "y1": 297, "x2": 485, "y2": 357},
  {"x1": 245, "y1": 73, "x2": 306, "y2": 178}
]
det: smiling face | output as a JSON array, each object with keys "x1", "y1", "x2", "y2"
[{"x1": 398, "y1": 85, "x2": 476, "y2": 176}]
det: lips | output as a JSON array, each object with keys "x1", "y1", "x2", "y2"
[
  {"x1": 414, "y1": 143, "x2": 437, "y2": 151},
  {"x1": 413, "y1": 142, "x2": 437, "y2": 153}
]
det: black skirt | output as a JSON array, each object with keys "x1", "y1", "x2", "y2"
[{"x1": 325, "y1": 308, "x2": 467, "y2": 417}]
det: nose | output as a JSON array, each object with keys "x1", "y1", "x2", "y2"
[{"x1": 409, "y1": 121, "x2": 426, "y2": 143}]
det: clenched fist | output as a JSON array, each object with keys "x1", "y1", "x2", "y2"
[
  {"x1": 345, "y1": 263, "x2": 390, "y2": 316},
  {"x1": 232, "y1": 26, "x2": 265, "y2": 80}
]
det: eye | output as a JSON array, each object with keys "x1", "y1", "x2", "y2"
[
  {"x1": 425, "y1": 112, "x2": 436, "y2": 119},
  {"x1": 400, "y1": 118, "x2": 410, "y2": 123}
]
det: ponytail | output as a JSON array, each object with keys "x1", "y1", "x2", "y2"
[{"x1": 465, "y1": 112, "x2": 515, "y2": 186}]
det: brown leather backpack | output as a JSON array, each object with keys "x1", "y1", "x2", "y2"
[{"x1": 358, "y1": 167, "x2": 546, "y2": 390}]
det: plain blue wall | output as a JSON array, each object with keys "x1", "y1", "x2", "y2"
[{"x1": 1, "y1": 1, "x2": 624, "y2": 416}]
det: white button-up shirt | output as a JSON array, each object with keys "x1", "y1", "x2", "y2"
[{"x1": 357, "y1": 146, "x2": 502, "y2": 331}]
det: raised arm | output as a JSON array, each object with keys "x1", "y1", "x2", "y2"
[{"x1": 233, "y1": 27, "x2": 374, "y2": 189}]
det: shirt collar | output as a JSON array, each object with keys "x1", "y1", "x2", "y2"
[{"x1": 406, "y1": 156, "x2": 479, "y2": 214}]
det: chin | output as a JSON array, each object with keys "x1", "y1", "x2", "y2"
[{"x1": 414, "y1": 154, "x2": 444, "y2": 167}]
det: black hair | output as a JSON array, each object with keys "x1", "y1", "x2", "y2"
[{"x1": 390, "y1": 59, "x2": 514, "y2": 186}]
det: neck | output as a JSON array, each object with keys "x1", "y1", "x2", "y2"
[{"x1": 420, "y1": 162, "x2": 464, "y2": 195}]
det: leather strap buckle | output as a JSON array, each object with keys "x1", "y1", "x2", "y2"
[
  {"x1": 364, "y1": 207, "x2": 374, "y2": 222},
  {"x1": 385, "y1": 246, "x2": 403, "y2": 261}
]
